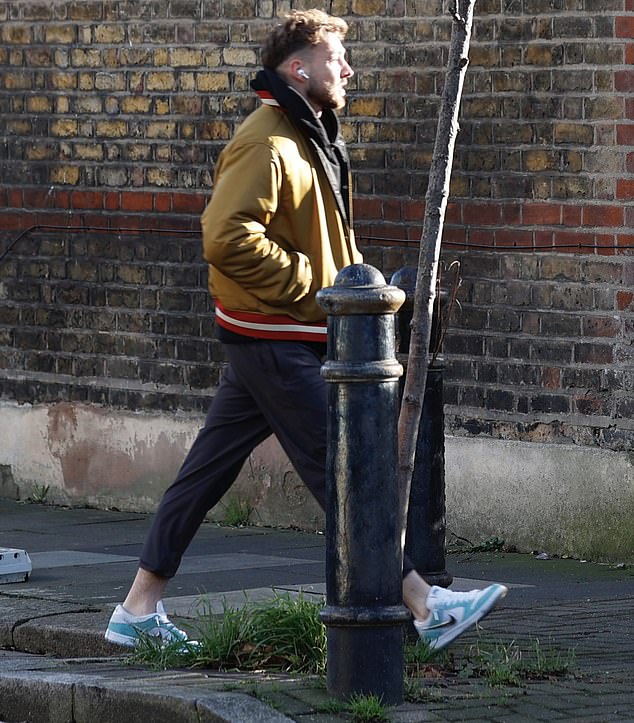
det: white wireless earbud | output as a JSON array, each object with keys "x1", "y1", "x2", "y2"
[{"x1": 298, "y1": 68, "x2": 310, "y2": 80}]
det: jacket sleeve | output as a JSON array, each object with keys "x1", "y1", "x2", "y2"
[{"x1": 201, "y1": 140, "x2": 313, "y2": 306}]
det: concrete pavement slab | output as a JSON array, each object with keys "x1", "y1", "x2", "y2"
[{"x1": 1, "y1": 498, "x2": 634, "y2": 721}]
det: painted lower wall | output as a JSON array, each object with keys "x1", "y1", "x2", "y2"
[{"x1": 1, "y1": 400, "x2": 632, "y2": 562}]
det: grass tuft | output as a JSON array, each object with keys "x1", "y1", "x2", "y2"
[{"x1": 194, "y1": 592, "x2": 326, "y2": 674}]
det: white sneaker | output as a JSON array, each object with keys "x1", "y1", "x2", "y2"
[
  {"x1": 414, "y1": 583, "x2": 508, "y2": 651},
  {"x1": 105, "y1": 600, "x2": 198, "y2": 650}
]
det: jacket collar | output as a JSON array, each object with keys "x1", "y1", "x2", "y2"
[{"x1": 250, "y1": 69, "x2": 351, "y2": 226}]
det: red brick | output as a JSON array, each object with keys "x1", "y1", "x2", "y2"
[
  {"x1": 354, "y1": 197, "x2": 382, "y2": 220},
  {"x1": 154, "y1": 192, "x2": 172, "y2": 213},
  {"x1": 626, "y1": 98, "x2": 634, "y2": 120},
  {"x1": 76, "y1": 214, "x2": 109, "y2": 231},
  {"x1": 595, "y1": 234, "x2": 617, "y2": 256},
  {"x1": 617, "y1": 233, "x2": 634, "y2": 251},
  {"x1": 616, "y1": 16, "x2": 634, "y2": 38},
  {"x1": 582, "y1": 205, "x2": 624, "y2": 227},
  {"x1": 626, "y1": 44, "x2": 634, "y2": 65},
  {"x1": 443, "y1": 226, "x2": 467, "y2": 246},
  {"x1": 542, "y1": 367, "x2": 560, "y2": 390},
  {"x1": 55, "y1": 190, "x2": 71, "y2": 209},
  {"x1": 468, "y1": 229, "x2": 495, "y2": 247},
  {"x1": 501, "y1": 203, "x2": 521, "y2": 225},
  {"x1": 113, "y1": 214, "x2": 146, "y2": 230},
  {"x1": 104, "y1": 192, "x2": 119, "y2": 210},
  {"x1": 495, "y1": 229, "x2": 533, "y2": 248},
  {"x1": 534, "y1": 230, "x2": 554, "y2": 249},
  {"x1": 121, "y1": 192, "x2": 153, "y2": 212},
  {"x1": 173, "y1": 193, "x2": 206, "y2": 214},
  {"x1": 8, "y1": 189, "x2": 23, "y2": 207},
  {"x1": 562, "y1": 205, "x2": 582, "y2": 226},
  {"x1": 445, "y1": 201, "x2": 461, "y2": 224},
  {"x1": 72, "y1": 191, "x2": 103, "y2": 210},
  {"x1": 442, "y1": 226, "x2": 467, "y2": 246},
  {"x1": 615, "y1": 69, "x2": 634, "y2": 92},
  {"x1": 382, "y1": 199, "x2": 401, "y2": 221},
  {"x1": 616, "y1": 179, "x2": 634, "y2": 199},
  {"x1": 0, "y1": 212, "x2": 29, "y2": 229},
  {"x1": 402, "y1": 200, "x2": 424, "y2": 222},
  {"x1": 617, "y1": 291, "x2": 634, "y2": 310},
  {"x1": 23, "y1": 188, "x2": 54, "y2": 208},
  {"x1": 463, "y1": 202, "x2": 501, "y2": 225},
  {"x1": 553, "y1": 230, "x2": 595, "y2": 251},
  {"x1": 617, "y1": 123, "x2": 634, "y2": 144},
  {"x1": 522, "y1": 202, "x2": 561, "y2": 225}
]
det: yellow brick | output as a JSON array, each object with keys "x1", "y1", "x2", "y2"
[
  {"x1": 94, "y1": 24, "x2": 126, "y2": 43},
  {"x1": 170, "y1": 48, "x2": 204, "y2": 67},
  {"x1": 79, "y1": 73, "x2": 95, "y2": 90},
  {"x1": 147, "y1": 167, "x2": 172, "y2": 186},
  {"x1": 181, "y1": 123, "x2": 195, "y2": 139},
  {"x1": 146, "y1": 121, "x2": 177, "y2": 139},
  {"x1": 7, "y1": 120, "x2": 32, "y2": 134},
  {"x1": 156, "y1": 145, "x2": 171, "y2": 161},
  {"x1": 121, "y1": 96, "x2": 152, "y2": 113},
  {"x1": 95, "y1": 72, "x2": 125, "y2": 90},
  {"x1": 180, "y1": 72, "x2": 195, "y2": 91},
  {"x1": 155, "y1": 99, "x2": 170, "y2": 115},
  {"x1": 56, "y1": 97, "x2": 71, "y2": 113},
  {"x1": 196, "y1": 72, "x2": 230, "y2": 92},
  {"x1": 348, "y1": 97, "x2": 385, "y2": 116},
  {"x1": 3, "y1": 72, "x2": 32, "y2": 90},
  {"x1": 26, "y1": 144, "x2": 56, "y2": 160},
  {"x1": 204, "y1": 49, "x2": 222, "y2": 67},
  {"x1": 2, "y1": 25, "x2": 32, "y2": 43},
  {"x1": 351, "y1": 0, "x2": 383, "y2": 14},
  {"x1": 222, "y1": 48, "x2": 257, "y2": 66},
  {"x1": 524, "y1": 149, "x2": 558, "y2": 172},
  {"x1": 44, "y1": 25, "x2": 76, "y2": 44},
  {"x1": 127, "y1": 145, "x2": 152, "y2": 161},
  {"x1": 153, "y1": 48, "x2": 169, "y2": 66},
  {"x1": 120, "y1": 48, "x2": 152, "y2": 65},
  {"x1": 50, "y1": 71, "x2": 77, "y2": 90},
  {"x1": 147, "y1": 72, "x2": 176, "y2": 91},
  {"x1": 200, "y1": 121, "x2": 231, "y2": 140},
  {"x1": 75, "y1": 97, "x2": 102, "y2": 113},
  {"x1": 50, "y1": 165, "x2": 80, "y2": 184},
  {"x1": 103, "y1": 49, "x2": 118, "y2": 68},
  {"x1": 10, "y1": 50, "x2": 24, "y2": 65},
  {"x1": 51, "y1": 119, "x2": 78, "y2": 137},
  {"x1": 26, "y1": 96, "x2": 53, "y2": 113},
  {"x1": 71, "y1": 48, "x2": 102, "y2": 67},
  {"x1": 359, "y1": 122, "x2": 378, "y2": 142},
  {"x1": 96, "y1": 120, "x2": 128, "y2": 137},
  {"x1": 75, "y1": 144, "x2": 104, "y2": 160}
]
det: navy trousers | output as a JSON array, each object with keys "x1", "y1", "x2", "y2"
[{"x1": 139, "y1": 340, "x2": 415, "y2": 579}]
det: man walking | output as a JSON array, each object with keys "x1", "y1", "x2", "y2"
[{"x1": 106, "y1": 8, "x2": 506, "y2": 653}]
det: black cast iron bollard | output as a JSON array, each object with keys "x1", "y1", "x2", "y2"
[
  {"x1": 391, "y1": 267, "x2": 452, "y2": 588},
  {"x1": 316, "y1": 264, "x2": 410, "y2": 705}
]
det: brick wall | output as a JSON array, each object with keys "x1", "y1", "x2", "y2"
[
  {"x1": 0, "y1": 0, "x2": 633, "y2": 453},
  {"x1": 1, "y1": 0, "x2": 632, "y2": 250}
]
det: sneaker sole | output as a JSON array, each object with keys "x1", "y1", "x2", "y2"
[
  {"x1": 104, "y1": 629, "x2": 137, "y2": 647},
  {"x1": 430, "y1": 584, "x2": 508, "y2": 651}
]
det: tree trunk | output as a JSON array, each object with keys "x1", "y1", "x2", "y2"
[{"x1": 397, "y1": 0, "x2": 476, "y2": 522}]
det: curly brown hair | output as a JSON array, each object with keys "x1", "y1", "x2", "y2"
[{"x1": 261, "y1": 9, "x2": 349, "y2": 69}]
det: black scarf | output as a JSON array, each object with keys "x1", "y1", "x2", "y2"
[{"x1": 251, "y1": 68, "x2": 351, "y2": 225}]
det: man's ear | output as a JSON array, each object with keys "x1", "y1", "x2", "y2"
[{"x1": 288, "y1": 57, "x2": 309, "y2": 82}]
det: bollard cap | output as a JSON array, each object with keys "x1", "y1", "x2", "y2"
[{"x1": 317, "y1": 264, "x2": 405, "y2": 316}]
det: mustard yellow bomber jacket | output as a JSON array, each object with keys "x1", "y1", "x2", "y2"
[{"x1": 201, "y1": 101, "x2": 363, "y2": 341}]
